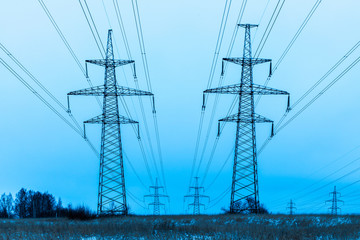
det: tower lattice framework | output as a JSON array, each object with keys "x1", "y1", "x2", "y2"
[
  {"x1": 326, "y1": 186, "x2": 343, "y2": 215},
  {"x1": 287, "y1": 199, "x2": 296, "y2": 215},
  {"x1": 204, "y1": 24, "x2": 290, "y2": 213},
  {"x1": 144, "y1": 178, "x2": 169, "y2": 215},
  {"x1": 184, "y1": 177, "x2": 210, "y2": 215},
  {"x1": 68, "y1": 30, "x2": 154, "y2": 215}
]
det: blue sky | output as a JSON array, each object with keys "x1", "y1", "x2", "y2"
[{"x1": 0, "y1": 0, "x2": 360, "y2": 215}]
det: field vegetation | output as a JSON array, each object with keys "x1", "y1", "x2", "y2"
[{"x1": 0, "y1": 214, "x2": 359, "y2": 239}]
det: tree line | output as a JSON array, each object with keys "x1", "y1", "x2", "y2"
[{"x1": 0, "y1": 188, "x2": 95, "y2": 219}]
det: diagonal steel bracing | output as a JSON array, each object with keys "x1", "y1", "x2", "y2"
[
  {"x1": 204, "y1": 24, "x2": 290, "y2": 213},
  {"x1": 68, "y1": 29, "x2": 153, "y2": 215}
]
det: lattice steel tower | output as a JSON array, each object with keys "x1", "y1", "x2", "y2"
[
  {"x1": 184, "y1": 177, "x2": 210, "y2": 215},
  {"x1": 287, "y1": 199, "x2": 296, "y2": 215},
  {"x1": 68, "y1": 30, "x2": 153, "y2": 215},
  {"x1": 326, "y1": 186, "x2": 343, "y2": 215},
  {"x1": 203, "y1": 24, "x2": 290, "y2": 213},
  {"x1": 144, "y1": 178, "x2": 169, "y2": 215}
]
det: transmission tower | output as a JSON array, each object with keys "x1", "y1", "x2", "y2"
[
  {"x1": 287, "y1": 199, "x2": 296, "y2": 215},
  {"x1": 184, "y1": 177, "x2": 210, "y2": 215},
  {"x1": 144, "y1": 178, "x2": 169, "y2": 215},
  {"x1": 67, "y1": 29, "x2": 154, "y2": 215},
  {"x1": 326, "y1": 186, "x2": 343, "y2": 215},
  {"x1": 203, "y1": 24, "x2": 290, "y2": 213}
]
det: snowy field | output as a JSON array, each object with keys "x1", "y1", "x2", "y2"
[{"x1": 0, "y1": 214, "x2": 359, "y2": 239}]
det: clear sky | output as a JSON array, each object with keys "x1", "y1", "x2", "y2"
[{"x1": 0, "y1": 0, "x2": 360, "y2": 215}]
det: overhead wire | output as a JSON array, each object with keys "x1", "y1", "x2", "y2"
[
  {"x1": 274, "y1": 40, "x2": 360, "y2": 131},
  {"x1": 190, "y1": 0, "x2": 247, "y2": 189},
  {"x1": 255, "y1": 0, "x2": 322, "y2": 107},
  {"x1": 206, "y1": 185, "x2": 231, "y2": 210},
  {"x1": 130, "y1": 0, "x2": 168, "y2": 191},
  {"x1": 269, "y1": 144, "x2": 360, "y2": 206},
  {"x1": 0, "y1": 41, "x2": 100, "y2": 158},
  {"x1": 272, "y1": 0, "x2": 323, "y2": 72},
  {"x1": 252, "y1": 0, "x2": 272, "y2": 43},
  {"x1": 76, "y1": 0, "x2": 158, "y2": 186},
  {"x1": 271, "y1": 155, "x2": 360, "y2": 208},
  {"x1": 78, "y1": 0, "x2": 105, "y2": 58},
  {"x1": 110, "y1": 0, "x2": 163, "y2": 187},
  {"x1": 100, "y1": 0, "x2": 156, "y2": 189},
  {"x1": 188, "y1": 0, "x2": 240, "y2": 189},
  {"x1": 253, "y1": 0, "x2": 286, "y2": 58},
  {"x1": 259, "y1": 51, "x2": 360, "y2": 155},
  {"x1": 276, "y1": 54, "x2": 360, "y2": 133},
  {"x1": 38, "y1": 0, "x2": 102, "y2": 111}
]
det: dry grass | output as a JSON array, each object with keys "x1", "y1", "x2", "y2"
[{"x1": 0, "y1": 214, "x2": 359, "y2": 239}]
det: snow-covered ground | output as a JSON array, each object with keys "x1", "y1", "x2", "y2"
[{"x1": 0, "y1": 214, "x2": 359, "y2": 239}]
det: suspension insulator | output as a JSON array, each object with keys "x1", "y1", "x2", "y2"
[
  {"x1": 67, "y1": 95, "x2": 71, "y2": 113},
  {"x1": 286, "y1": 95, "x2": 291, "y2": 112}
]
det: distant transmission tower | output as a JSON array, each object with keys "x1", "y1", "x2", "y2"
[
  {"x1": 326, "y1": 186, "x2": 343, "y2": 215},
  {"x1": 287, "y1": 199, "x2": 296, "y2": 215},
  {"x1": 68, "y1": 29, "x2": 154, "y2": 215},
  {"x1": 144, "y1": 178, "x2": 169, "y2": 215},
  {"x1": 203, "y1": 24, "x2": 290, "y2": 213},
  {"x1": 184, "y1": 177, "x2": 210, "y2": 215}
]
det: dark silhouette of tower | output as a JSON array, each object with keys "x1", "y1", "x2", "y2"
[
  {"x1": 184, "y1": 177, "x2": 210, "y2": 215},
  {"x1": 67, "y1": 29, "x2": 154, "y2": 215},
  {"x1": 144, "y1": 178, "x2": 169, "y2": 215},
  {"x1": 326, "y1": 186, "x2": 343, "y2": 215},
  {"x1": 203, "y1": 24, "x2": 290, "y2": 213},
  {"x1": 287, "y1": 199, "x2": 296, "y2": 215}
]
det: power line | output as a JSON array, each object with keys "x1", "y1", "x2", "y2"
[
  {"x1": 271, "y1": 155, "x2": 360, "y2": 208},
  {"x1": 0, "y1": 58, "x2": 82, "y2": 136},
  {"x1": 78, "y1": 0, "x2": 158, "y2": 187},
  {"x1": 38, "y1": 0, "x2": 102, "y2": 110},
  {"x1": 252, "y1": 0, "x2": 272, "y2": 43},
  {"x1": 254, "y1": 0, "x2": 286, "y2": 58},
  {"x1": 276, "y1": 54, "x2": 360, "y2": 133},
  {"x1": 130, "y1": 0, "x2": 167, "y2": 191},
  {"x1": 259, "y1": 51, "x2": 360, "y2": 155},
  {"x1": 273, "y1": 0, "x2": 323, "y2": 72},
  {"x1": 77, "y1": 0, "x2": 105, "y2": 58},
  {"x1": 255, "y1": 0, "x2": 323, "y2": 106},
  {"x1": 269, "y1": 144, "x2": 360, "y2": 206},
  {"x1": 274, "y1": 40, "x2": 360, "y2": 131},
  {"x1": 190, "y1": 0, "x2": 248, "y2": 189}
]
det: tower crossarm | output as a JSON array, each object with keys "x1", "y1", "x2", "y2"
[
  {"x1": 188, "y1": 203, "x2": 205, "y2": 207},
  {"x1": 223, "y1": 57, "x2": 271, "y2": 66},
  {"x1": 68, "y1": 85, "x2": 154, "y2": 96},
  {"x1": 184, "y1": 194, "x2": 195, "y2": 198},
  {"x1": 149, "y1": 202, "x2": 165, "y2": 206},
  {"x1": 204, "y1": 84, "x2": 289, "y2": 95},
  {"x1": 144, "y1": 194, "x2": 156, "y2": 198},
  {"x1": 219, "y1": 113, "x2": 273, "y2": 123},
  {"x1": 86, "y1": 59, "x2": 134, "y2": 68},
  {"x1": 84, "y1": 114, "x2": 138, "y2": 124},
  {"x1": 199, "y1": 195, "x2": 210, "y2": 200}
]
